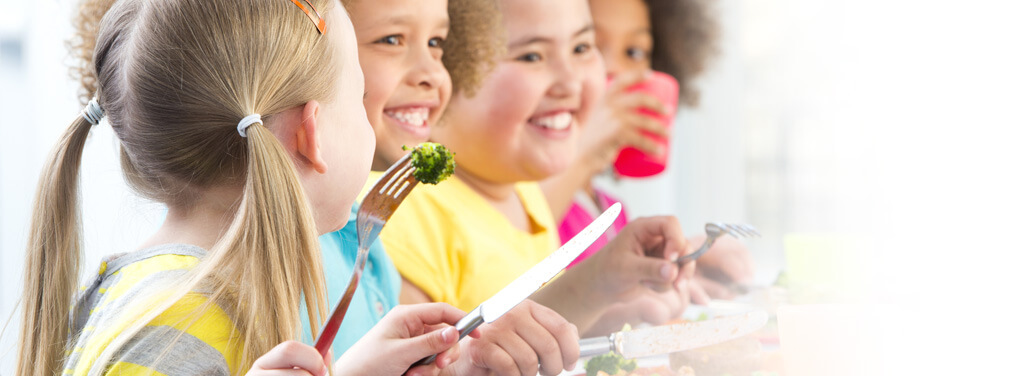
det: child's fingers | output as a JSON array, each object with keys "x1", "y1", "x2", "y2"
[
  {"x1": 631, "y1": 257, "x2": 678, "y2": 292},
  {"x1": 434, "y1": 338, "x2": 461, "y2": 369},
  {"x1": 465, "y1": 338, "x2": 518, "y2": 374},
  {"x1": 619, "y1": 110, "x2": 670, "y2": 139},
  {"x1": 615, "y1": 91, "x2": 670, "y2": 117},
  {"x1": 631, "y1": 216, "x2": 689, "y2": 257},
  {"x1": 252, "y1": 370, "x2": 317, "y2": 376},
  {"x1": 252, "y1": 341, "x2": 328, "y2": 376},
  {"x1": 392, "y1": 302, "x2": 467, "y2": 329},
  {"x1": 688, "y1": 278, "x2": 712, "y2": 305},
  {"x1": 528, "y1": 303, "x2": 580, "y2": 374},
  {"x1": 405, "y1": 364, "x2": 442, "y2": 376},
  {"x1": 408, "y1": 326, "x2": 460, "y2": 361},
  {"x1": 619, "y1": 118, "x2": 665, "y2": 155}
]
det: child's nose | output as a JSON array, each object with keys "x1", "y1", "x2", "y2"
[
  {"x1": 408, "y1": 52, "x2": 448, "y2": 90},
  {"x1": 548, "y1": 58, "x2": 584, "y2": 99}
]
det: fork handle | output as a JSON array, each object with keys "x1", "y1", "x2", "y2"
[{"x1": 674, "y1": 235, "x2": 718, "y2": 265}]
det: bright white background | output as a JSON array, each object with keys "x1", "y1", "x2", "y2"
[{"x1": 3, "y1": 0, "x2": 1024, "y2": 374}]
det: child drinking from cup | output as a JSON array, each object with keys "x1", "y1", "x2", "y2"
[{"x1": 541, "y1": 0, "x2": 756, "y2": 306}]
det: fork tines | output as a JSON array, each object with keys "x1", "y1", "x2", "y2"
[
  {"x1": 381, "y1": 162, "x2": 416, "y2": 198},
  {"x1": 719, "y1": 223, "x2": 760, "y2": 238}
]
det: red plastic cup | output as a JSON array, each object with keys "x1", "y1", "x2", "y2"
[{"x1": 612, "y1": 71, "x2": 679, "y2": 178}]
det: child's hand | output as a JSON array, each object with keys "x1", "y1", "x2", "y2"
[
  {"x1": 579, "y1": 70, "x2": 670, "y2": 171},
  {"x1": 444, "y1": 300, "x2": 579, "y2": 376},
  {"x1": 247, "y1": 340, "x2": 329, "y2": 376},
  {"x1": 582, "y1": 261, "x2": 696, "y2": 337},
  {"x1": 690, "y1": 235, "x2": 755, "y2": 302},
  {"x1": 532, "y1": 216, "x2": 696, "y2": 335},
  {"x1": 588, "y1": 216, "x2": 691, "y2": 300},
  {"x1": 335, "y1": 302, "x2": 471, "y2": 376}
]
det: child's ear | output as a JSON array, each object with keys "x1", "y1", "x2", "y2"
[{"x1": 296, "y1": 100, "x2": 328, "y2": 174}]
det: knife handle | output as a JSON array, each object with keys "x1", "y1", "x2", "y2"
[
  {"x1": 409, "y1": 307, "x2": 485, "y2": 369},
  {"x1": 579, "y1": 334, "x2": 616, "y2": 358}
]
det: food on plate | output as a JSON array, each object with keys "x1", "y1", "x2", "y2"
[
  {"x1": 403, "y1": 142, "x2": 456, "y2": 184},
  {"x1": 669, "y1": 335, "x2": 763, "y2": 376},
  {"x1": 584, "y1": 349, "x2": 685, "y2": 376}
]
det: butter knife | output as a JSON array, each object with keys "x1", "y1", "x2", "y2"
[
  {"x1": 579, "y1": 309, "x2": 769, "y2": 358},
  {"x1": 412, "y1": 202, "x2": 622, "y2": 367}
]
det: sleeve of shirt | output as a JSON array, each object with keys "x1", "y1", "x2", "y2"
[
  {"x1": 102, "y1": 295, "x2": 239, "y2": 376},
  {"x1": 380, "y1": 186, "x2": 459, "y2": 305}
]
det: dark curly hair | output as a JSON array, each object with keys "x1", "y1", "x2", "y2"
[{"x1": 645, "y1": 0, "x2": 720, "y2": 107}]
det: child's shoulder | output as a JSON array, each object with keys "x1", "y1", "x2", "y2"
[
  {"x1": 69, "y1": 244, "x2": 239, "y2": 376},
  {"x1": 405, "y1": 175, "x2": 475, "y2": 209}
]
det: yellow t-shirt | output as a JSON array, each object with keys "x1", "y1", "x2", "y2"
[{"x1": 381, "y1": 177, "x2": 559, "y2": 311}]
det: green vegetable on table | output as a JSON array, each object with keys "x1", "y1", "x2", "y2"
[
  {"x1": 584, "y1": 352, "x2": 637, "y2": 376},
  {"x1": 403, "y1": 142, "x2": 455, "y2": 184}
]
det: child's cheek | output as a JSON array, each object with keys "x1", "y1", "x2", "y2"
[
  {"x1": 578, "y1": 64, "x2": 607, "y2": 125},
  {"x1": 484, "y1": 72, "x2": 541, "y2": 128}
]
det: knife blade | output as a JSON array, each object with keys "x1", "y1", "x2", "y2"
[
  {"x1": 579, "y1": 309, "x2": 769, "y2": 359},
  {"x1": 412, "y1": 202, "x2": 622, "y2": 367}
]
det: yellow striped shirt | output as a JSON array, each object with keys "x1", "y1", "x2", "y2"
[{"x1": 65, "y1": 244, "x2": 241, "y2": 375}]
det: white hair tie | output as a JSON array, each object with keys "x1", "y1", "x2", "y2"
[
  {"x1": 237, "y1": 114, "x2": 262, "y2": 137},
  {"x1": 81, "y1": 97, "x2": 104, "y2": 125}
]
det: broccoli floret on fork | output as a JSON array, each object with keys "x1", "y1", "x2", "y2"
[{"x1": 403, "y1": 142, "x2": 456, "y2": 184}]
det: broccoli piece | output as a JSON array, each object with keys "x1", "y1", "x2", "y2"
[
  {"x1": 584, "y1": 352, "x2": 638, "y2": 376},
  {"x1": 403, "y1": 142, "x2": 455, "y2": 184},
  {"x1": 584, "y1": 353, "x2": 622, "y2": 376},
  {"x1": 620, "y1": 357, "x2": 637, "y2": 373}
]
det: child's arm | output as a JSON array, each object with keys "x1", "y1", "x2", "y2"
[{"x1": 532, "y1": 216, "x2": 693, "y2": 333}]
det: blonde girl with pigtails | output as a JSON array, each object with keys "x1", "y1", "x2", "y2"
[{"x1": 16, "y1": 0, "x2": 470, "y2": 375}]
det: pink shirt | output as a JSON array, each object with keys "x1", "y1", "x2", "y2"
[{"x1": 559, "y1": 189, "x2": 630, "y2": 268}]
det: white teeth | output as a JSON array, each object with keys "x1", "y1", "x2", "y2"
[
  {"x1": 533, "y1": 112, "x2": 572, "y2": 130},
  {"x1": 385, "y1": 107, "x2": 429, "y2": 127}
]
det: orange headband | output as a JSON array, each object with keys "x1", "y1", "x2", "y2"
[{"x1": 290, "y1": 0, "x2": 326, "y2": 34}]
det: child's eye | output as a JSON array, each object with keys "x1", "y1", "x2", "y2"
[
  {"x1": 375, "y1": 35, "x2": 402, "y2": 46},
  {"x1": 573, "y1": 43, "x2": 592, "y2": 55},
  {"x1": 429, "y1": 37, "x2": 445, "y2": 49},
  {"x1": 516, "y1": 52, "x2": 542, "y2": 62},
  {"x1": 626, "y1": 47, "x2": 650, "y2": 61}
]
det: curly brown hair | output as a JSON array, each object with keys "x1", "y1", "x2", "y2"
[
  {"x1": 69, "y1": 0, "x2": 118, "y2": 105},
  {"x1": 645, "y1": 0, "x2": 720, "y2": 107},
  {"x1": 445, "y1": 0, "x2": 505, "y2": 97}
]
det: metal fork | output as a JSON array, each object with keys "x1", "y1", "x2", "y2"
[
  {"x1": 674, "y1": 222, "x2": 760, "y2": 265},
  {"x1": 314, "y1": 153, "x2": 419, "y2": 357}
]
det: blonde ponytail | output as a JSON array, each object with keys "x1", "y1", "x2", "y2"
[
  {"x1": 203, "y1": 122, "x2": 327, "y2": 366},
  {"x1": 17, "y1": 115, "x2": 94, "y2": 376},
  {"x1": 24, "y1": 0, "x2": 343, "y2": 373},
  {"x1": 91, "y1": 123, "x2": 328, "y2": 374}
]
